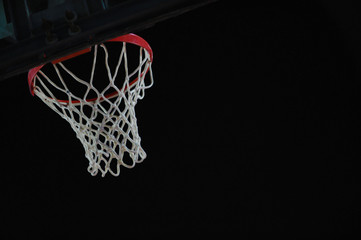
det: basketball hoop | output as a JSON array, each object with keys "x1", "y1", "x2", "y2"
[{"x1": 27, "y1": 34, "x2": 154, "y2": 177}]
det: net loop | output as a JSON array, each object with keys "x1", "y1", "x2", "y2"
[{"x1": 28, "y1": 34, "x2": 153, "y2": 177}]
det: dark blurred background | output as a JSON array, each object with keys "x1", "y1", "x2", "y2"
[{"x1": 1, "y1": 1, "x2": 361, "y2": 238}]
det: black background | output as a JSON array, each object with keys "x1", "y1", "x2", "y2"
[{"x1": 1, "y1": 1, "x2": 361, "y2": 238}]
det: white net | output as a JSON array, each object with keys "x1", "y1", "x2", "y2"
[{"x1": 32, "y1": 41, "x2": 153, "y2": 176}]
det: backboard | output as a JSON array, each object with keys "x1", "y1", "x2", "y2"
[{"x1": 0, "y1": 0, "x2": 216, "y2": 81}]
